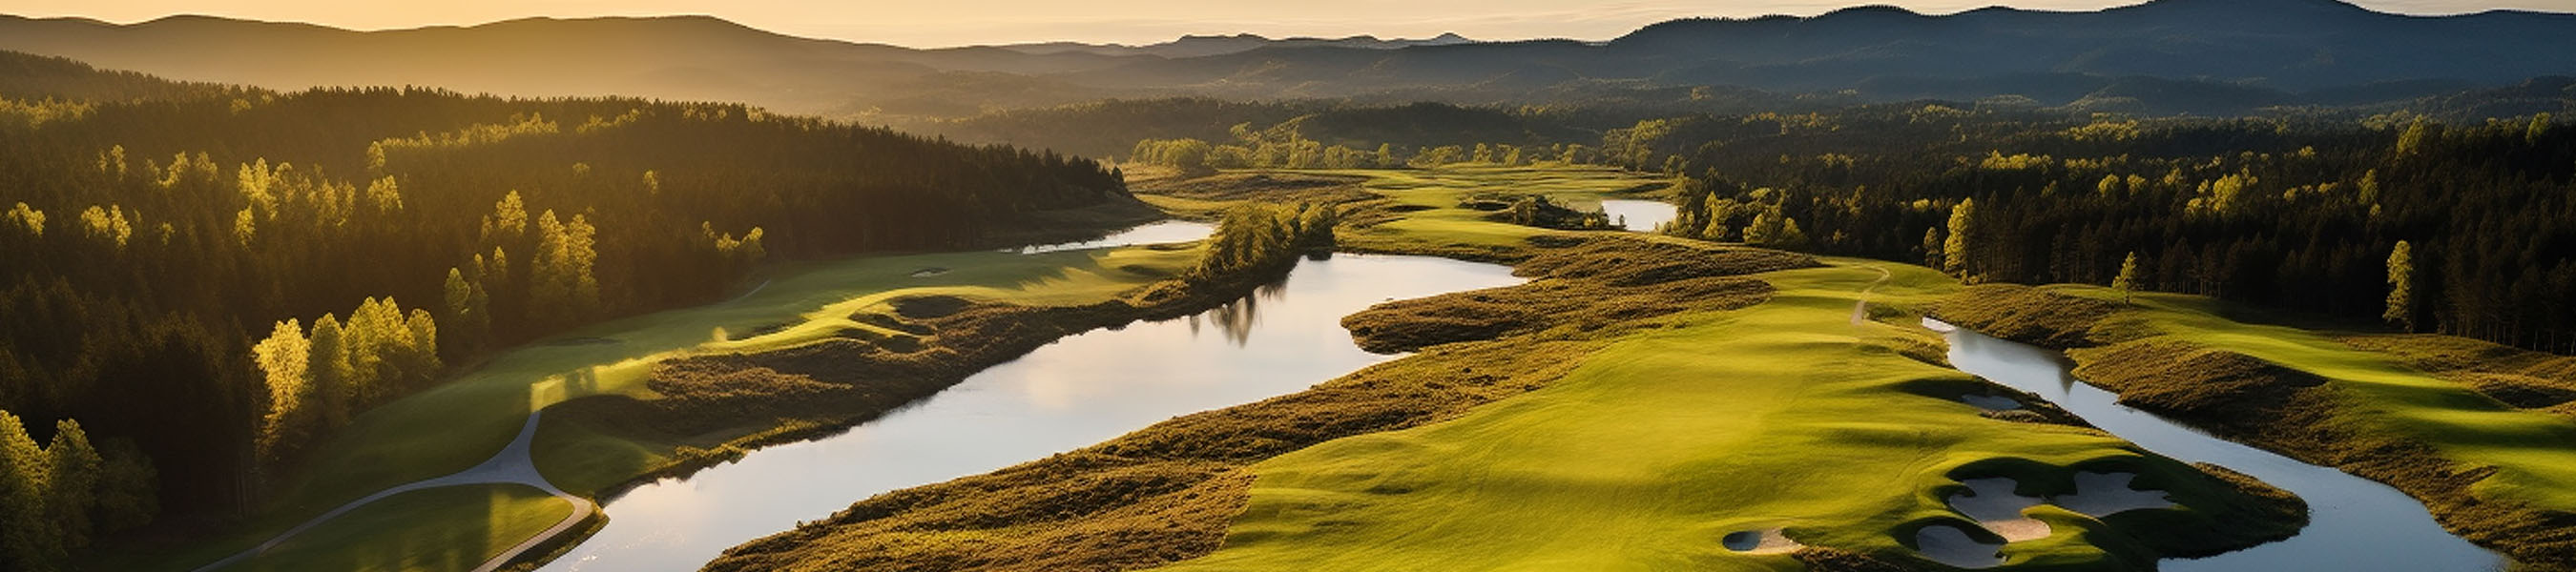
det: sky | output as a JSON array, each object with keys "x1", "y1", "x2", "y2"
[{"x1": 14, "y1": 0, "x2": 2574, "y2": 48}]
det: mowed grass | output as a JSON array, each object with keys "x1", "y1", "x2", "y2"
[
  {"x1": 2033, "y1": 285, "x2": 2576, "y2": 513},
  {"x1": 162, "y1": 241, "x2": 1205, "y2": 571},
  {"x1": 1322, "y1": 166, "x2": 1674, "y2": 250},
  {"x1": 234, "y1": 484, "x2": 571, "y2": 572},
  {"x1": 1139, "y1": 167, "x2": 2268, "y2": 571}
]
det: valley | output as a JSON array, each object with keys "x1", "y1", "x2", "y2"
[{"x1": 6, "y1": 1, "x2": 2576, "y2": 570}]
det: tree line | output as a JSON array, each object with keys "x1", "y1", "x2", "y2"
[
  {"x1": 0, "y1": 58, "x2": 1129, "y2": 559},
  {"x1": 1626, "y1": 103, "x2": 2574, "y2": 350}
]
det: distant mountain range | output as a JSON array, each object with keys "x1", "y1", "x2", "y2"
[
  {"x1": 999, "y1": 32, "x2": 1475, "y2": 59},
  {"x1": 1, "y1": 0, "x2": 2571, "y2": 121}
]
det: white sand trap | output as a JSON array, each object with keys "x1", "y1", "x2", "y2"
[
  {"x1": 2053, "y1": 471, "x2": 2175, "y2": 517},
  {"x1": 1959, "y1": 394, "x2": 2025, "y2": 411},
  {"x1": 1947, "y1": 477, "x2": 2052, "y2": 541},
  {"x1": 1721, "y1": 527, "x2": 1805, "y2": 555},
  {"x1": 1914, "y1": 523, "x2": 2006, "y2": 568},
  {"x1": 1921, "y1": 317, "x2": 1959, "y2": 333},
  {"x1": 909, "y1": 267, "x2": 951, "y2": 277}
]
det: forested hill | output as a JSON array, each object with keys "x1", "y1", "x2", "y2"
[
  {"x1": 0, "y1": 50, "x2": 1130, "y2": 560},
  {"x1": 5, "y1": 0, "x2": 2572, "y2": 124}
]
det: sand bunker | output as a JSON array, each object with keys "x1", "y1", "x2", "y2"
[
  {"x1": 1925, "y1": 471, "x2": 2176, "y2": 566},
  {"x1": 909, "y1": 267, "x2": 951, "y2": 277},
  {"x1": 1720, "y1": 527, "x2": 1805, "y2": 555},
  {"x1": 1914, "y1": 523, "x2": 2006, "y2": 568},
  {"x1": 2054, "y1": 471, "x2": 2174, "y2": 517},
  {"x1": 1948, "y1": 478, "x2": 2053, "y2": 541},
  {"x1": 1959, "y1": 394, "x2": 2025, "y2": 411}
]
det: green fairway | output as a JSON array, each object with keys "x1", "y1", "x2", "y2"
[
  {"x1": 235, "y1": 484, "x2": 572, "y2": 572},
  {"x1": 1326, "y1": 166, "x2": 1675, "y2": 250},
  {"x1": 1126, "y1": 167, "x2": 2295, "y2": 570},
  {"x1": 1161, "y1": 258, "x2": 2258, "y2": 570},
  {"x1": 2032, "y1": 285, "x2": 2576, "y2": 513}
]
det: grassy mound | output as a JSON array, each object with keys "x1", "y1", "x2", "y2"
[{"x1": 1342, "y1": 236, "x2": 1796, "y2": 353}]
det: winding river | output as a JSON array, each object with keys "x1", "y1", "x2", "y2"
[
  {"x1": 538, "y1": 250, "x2": 1523, "y2": 571},
  {"x1": 1935, "y1": 320, "x2": 2506, "y2": 570}
]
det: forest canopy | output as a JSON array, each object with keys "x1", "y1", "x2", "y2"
[{"x1": 0, "y1": 50, "x2": 1130, "y2": 556}]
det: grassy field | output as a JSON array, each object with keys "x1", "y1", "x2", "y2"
[
  {"x1": 150, "y1": 240, "x2": 1207, "y2": 570},
  {"x1": 2106, "y1": 289, "x2": 2576, "y2": 512},
  {"x1": 1141, "y1": 166, "x2": 1675, "y2": 256},
  {"x1": 1164, "y1": 259, "x2": 2277, "y2": 571},
  {"x1": 232, "y1": 484, "x2": 572, "y2": 572}
]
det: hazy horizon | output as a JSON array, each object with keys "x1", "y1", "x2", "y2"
[{"x1": 15, "y1": 0, "x2": 2573, "y2": 49}]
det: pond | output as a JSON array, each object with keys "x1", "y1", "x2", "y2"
[
  {"x1": 537, "y1": 254, "x2": 1523, "y2": 571},
  {"x1": 1598, "y1": 199, "x2": 1677, "y2": 233},
  {"x1": 1934, "y1": 320, "x2": 2505, "y2": 571},
  {"x1": 1015, "y1": 219, "x2": 1215, "y2": 254}
]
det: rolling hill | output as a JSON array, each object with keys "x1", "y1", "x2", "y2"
[{"x1": 0, "y1": 0, "x2": 2570, "y2": 128}]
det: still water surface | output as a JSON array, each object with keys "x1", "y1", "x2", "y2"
[
  {"x1": 540, "y1": 253, "x2": 1522, "y2": 571},
  {"x1": 1599, "y1": 198, "x2": 1677, "y2": 233},
  {"x1": 1938, "y1": 321, "x2": 2504, "y2": 571},
  {"x1": 1017, "y1": 220, "x2": 1215, "y2": 254}
]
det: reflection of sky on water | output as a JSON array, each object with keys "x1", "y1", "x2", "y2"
[
  {"x1": 1015, "y1": 219, "x2": 1215, "y2": 254},
  {"x1": 543, "y1": 254, "x2": 1521, "y2": 572},
  {"x1": 1599, "y1": 199, "x2": 1677, "y2": 233},
  {"x1": 1940, "y1": 322, "x2": 2503, "y2": 572}
]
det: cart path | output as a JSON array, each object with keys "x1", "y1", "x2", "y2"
[{"x1": 192, "y1": 412, "x2": 595, "y2": 572}]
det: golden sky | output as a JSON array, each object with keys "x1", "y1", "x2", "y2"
[{"x1": 15, "y1": 0, "x2": 2570, "y2": 47}]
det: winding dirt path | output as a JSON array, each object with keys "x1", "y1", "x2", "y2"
[
  {"x1": 1851, "y1": 264, "x2": 1894, "y2": 325},
  {"x1": 191, "y1": 412, "x2": 594, "y2": 572}
]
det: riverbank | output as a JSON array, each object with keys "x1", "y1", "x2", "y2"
[
  {"x1": 703, "y1": 166, "x2": 2307, "y2": 571},
  {"x1": 1934, "y1": 284, "x2": 2576, "y2": 569},
  {"x1": 135, "y1": 211, "x2": 1223, "y2": 572}
]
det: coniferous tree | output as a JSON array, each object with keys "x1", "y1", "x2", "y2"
[
  {"x1": 0, "y1": 410, "x2": 58, "y2": 570},
  {"x1": 1944, "y1": 198, "x2": 1975, "y2": 276},
  {"x1": 44, "y1": 420, "x2": 100, "y2": 550},
  {"x1": 2114, "y1": 253, "x2": 2142, "y2": 305},
  {"x1": 2387, "y1": 240, "x2": 2416, "y2": 332}
]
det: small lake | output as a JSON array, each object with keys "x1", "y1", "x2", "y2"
[
  {"x1": 538, "y1": 254, "x2": 1523, "y2": 571},
  {"x1": 1016, "y1": 220, "x2": 1215, "y2": 254},
  {"x1": 1936, "y1": 320, "x2": 2505, "y2": 571},
  {"x1": 1599, "y1": 199, "x2": 1677, "y2": 233}
]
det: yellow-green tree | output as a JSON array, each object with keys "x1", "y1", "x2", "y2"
[
  {"x1": 0, "y1": 410, "x2": 59, "y2": 569},
  {"x1": 2113, "y1": 252, "x2": 2141, "y2": 305},
  {"x1": 3, "y1": 202, "x2": 40, "y2": 236},
  {"x1": 306, "y1": 314, "x2": 352, "y2": 428},
  {"x1": 1943, "y1": 198, "x2": 1975, "y2": 275},
  {"x1": 2386, "y1": 240, "x2": 2416, "y2": 331},
  {"x1": 250, "y1": 319, "x2": 311, "y2": 463},
  {"x1": 43, "y1": 420, "x2": 99, "y2": 550}
]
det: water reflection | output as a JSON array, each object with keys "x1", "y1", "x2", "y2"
[
  {"x1": 1187, "y1": 271, "x2": 1294, "y2": 346},
  {"x1": 1599, "y1": 199, "x2": 1678, "y2": 233},
  {"x1": 1015, "y1": 220, "x2": 1215, "y2": 254},
  {"x1": 1936, "y1": 319, "x2": 2504, "y2": 571},
  {"x1": 540, "y1": 254, "x2": 1522, "y2": 572}
]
